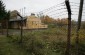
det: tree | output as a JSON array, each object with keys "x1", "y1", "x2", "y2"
[
  {"x1": 0, "y1": 0, "x2": 7, "y2": 34},
  {"x1": 0, "y1": 0, "x2": 7, "y2": 19},
  {"x1": 10, "y1": 10, "x2": 19, "y2": 19},
  {"x1": 41, "y1": 15, "x2": 54, "y2": 24},
  {"x1": 61, "y1": 18, "x2": 68, "y2": 25},
  {"x1": 55, "y1": 18, "x2": 68, "y2": 27}
]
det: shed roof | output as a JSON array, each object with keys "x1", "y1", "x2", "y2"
[{"x1": 9, "y1": 17, "x2": 27, "y2": 22}]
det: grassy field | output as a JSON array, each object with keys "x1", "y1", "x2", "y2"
[{"x1": 0, "y1": 26, "x2": 85, "y2": 55}]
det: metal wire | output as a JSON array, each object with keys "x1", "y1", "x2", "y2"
[
  {"x1": 71, "y1": 5, "x2": 79, "y2": 7},
  {"x1": 70, "y1": 2, "x2": 80, "y2": 4},
  {"x1": 48, "y1": 11, "x2": 67, "y2": 16},
  {"x1": 39, "y1": 1, "x2": 65, "y2": 13},
  {"x1": 50, "y1": 13, "x2": 68, "y2": 18}
]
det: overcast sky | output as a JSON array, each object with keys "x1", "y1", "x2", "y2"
[{"x1": 2, "y1": 0, "x2": 85, "y2": 21}]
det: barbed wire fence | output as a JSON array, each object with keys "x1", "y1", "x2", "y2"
[
  {"x1": 4, "y1": 0, "x2": 85, "y2": 55},
  {"x1": 5, "y1": 1, "x2": 85, "y2": 55},
  {"x1": 34, "y1": 1, "x2": 85, "y2": 55}
]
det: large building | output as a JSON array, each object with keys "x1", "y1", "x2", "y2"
[{"x1": 9, "y1": 13, "x2": 48, "y2": 29}]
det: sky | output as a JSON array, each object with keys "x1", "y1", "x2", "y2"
[{"x1": 2, "y1": 0, "x2": 85, "y2": 21}]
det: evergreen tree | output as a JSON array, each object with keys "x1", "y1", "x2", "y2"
[
  {"x1": 0, "y1": 0, "x2": 7, "y2": 34},
  {"x1": 0, "y1": 0, "x2": 7, "y2": 19}
]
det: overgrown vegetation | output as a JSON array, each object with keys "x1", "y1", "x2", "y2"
[
  {"x1": 0, "y1": 0, "x2": 85, "y2": 55},
  {"x1": 0, "y1": 26, "x2": 85, "y2": 55}
]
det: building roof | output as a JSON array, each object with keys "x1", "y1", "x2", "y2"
[
  {"x1": 9, "y1": 14, "x2": 39, "y2": 22},
  {"x1": 9, "y1": 17, "x2": 27, "y2": 22}
]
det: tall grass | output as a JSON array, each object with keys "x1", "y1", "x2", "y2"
[{"x1": 0, "y1": 26, "x2": 85, "y2": 55}]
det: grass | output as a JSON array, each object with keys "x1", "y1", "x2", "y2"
[
  {"x1": 0, "y1": 36, "x2": 30, "y2": 55},
  {"x1": 0, "y1": 26, "x2": 85, "y2": 55}
]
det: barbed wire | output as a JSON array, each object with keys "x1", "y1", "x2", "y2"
[
  {"x1": 49, "y1": 13, "x2": 68, "y2": 18},
  {"x1": 72, "y1": 14, "x2": 85, "y2": 16},
  {"x1": 70, "y1": 2, "x2": 80, "y2": 4},
  {"x1": 44, "y1": 7, "x2": 66, "y2": 14},
  {"x1": 39, "y1": 5, "x2": 66, "y2": 13},
  {"x1": 72, "y1": 11, "x2": 79, "y2": 12},
  {"x1": 38, "y1": 1, "x2": 65, "y2": 13},
  {"x1": 71, "y1": 8, "x2": 79, "y2": 9},
  {"x1": 71, "y1": 7, "x2": 84, "y2": 10},
  {"x1": 37, "y1": 1, "x2": 85, "y2": 19},
  {"x1": 43, "y1": 9, "x2": 67, "y2": 14},
  {"x1": 51, "y1": 14, "x2": 68, "y2": 19},
  {"x1": 48, "y1": 11, "x2": 67, "y2": 16},
  {"x1": 44, "y1": 8, "x2": 82, "y2": 17},
  {"x1": 38, "y1": 2, "x2": 81, "y2": 12},
  {"x1": 71, "y1": 5, "x2": 79, "y2": 7},
  {"x1": 71, "y1": 10, "x2": 85, "y2": 13},
  {"x1": 39, "y1": 5, "x2": 80, "y2": 15}
]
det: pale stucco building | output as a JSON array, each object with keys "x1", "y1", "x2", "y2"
[{"x1": 9, "y1": 13, "x2": 48, "y2": 29}]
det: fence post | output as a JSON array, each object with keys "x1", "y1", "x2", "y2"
[
  {"x1": 17, "y1": 13, "x2": 23, "y2": 43},
  {"x1": 65, "y1": 0, "x2": 71, "y2": 55},
  {"x1": 76, "y1": 0, "x2": 84, "y2": 55}
]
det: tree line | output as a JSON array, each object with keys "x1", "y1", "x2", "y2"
[{"x1": 0, "y1": 0, "x2": 10, "y2": 36}]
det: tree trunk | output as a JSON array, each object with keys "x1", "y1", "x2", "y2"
[{"x1": 1, "y1": 21, "x2": 3, "y2": 35}]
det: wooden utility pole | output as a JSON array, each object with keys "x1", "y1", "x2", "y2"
[
  {"x1": 76, "y1": 0, "x2": 84, "y2": 55},
  {"x1": 65, "y1": 0, "x2": 71, "y2": 55}
]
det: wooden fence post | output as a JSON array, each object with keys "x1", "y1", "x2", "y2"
[{"x1": 65, "y1": 0, "x2": 71, "y2": 55}]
